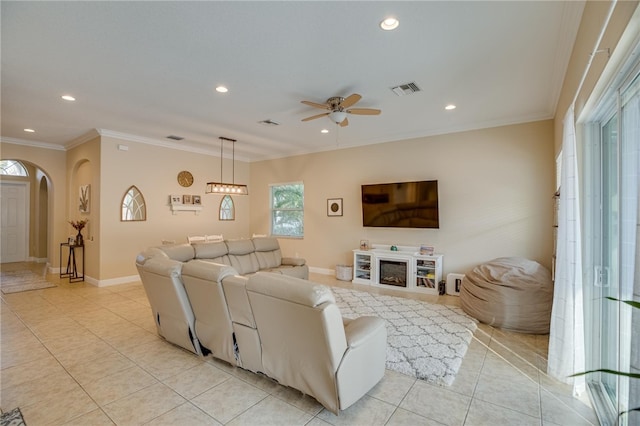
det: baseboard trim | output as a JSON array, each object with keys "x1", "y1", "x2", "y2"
[
  {"x1": 49, "y1": 271, "x2": 140, "y2": 287},
  {"x1": 91, "y1": 274, "x2": 140, "y2": 287},
  {"x1": 309, "y1": 266, "x2": 333, "y2": 276}
]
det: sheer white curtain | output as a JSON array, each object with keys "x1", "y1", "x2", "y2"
[{"x1": 547, "y1": 104, "x2": 586, "y2": 396}]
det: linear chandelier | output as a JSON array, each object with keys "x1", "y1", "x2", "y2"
[{"x1": 205, "y1": 137, "x2": 248, "y2": 195}]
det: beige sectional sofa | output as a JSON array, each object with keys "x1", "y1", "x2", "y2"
[
  {"x1": 153, "y1": 236, "x2": 309, "y2": 279},
  {"x1": 135, "y1": 237, "x2": 387, "y2": 413}
]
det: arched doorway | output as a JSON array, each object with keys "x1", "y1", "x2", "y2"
[{"x1": 0, "y1": 159, "x2": 51, "y2": 264}]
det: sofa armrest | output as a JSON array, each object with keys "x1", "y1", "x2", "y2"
[
  {"x1": 281, "y1": 257, "x2": 306, "y2": 266},
  {"x1": 343, "y1": 316, "x2": 386, "y2": 348},
  {"x1": 336, "y1": 315, "x2": 387, "y2": 410}
]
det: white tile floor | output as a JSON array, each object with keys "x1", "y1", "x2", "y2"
[{"x1": 1, "y1": 263, "x2": 598, "y2": 425}]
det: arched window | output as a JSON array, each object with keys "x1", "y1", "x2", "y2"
[
  {"x1": 219, "y1": 195, "x2": 235, "y2": 221},
  {"x1": 0, "y1": 160, "x2": 28, "y2": 176},
  {"x1": 121, "y1": 186, "x2": 146, "y2": 221}
]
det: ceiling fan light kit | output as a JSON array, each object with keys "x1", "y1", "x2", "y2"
[
  {"x1": 328, "y1": 111, "x2": 347, "y2": 124},
  {"x1": 205, "y1": 137, "x2": 248, "y2": 195},
  {"x1": 301, "y1": 93, "x2": 381, "y2": 127}
]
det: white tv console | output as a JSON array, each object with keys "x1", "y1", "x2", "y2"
[{"x1": 352, "y1": 244, "x2": 443, "y2": 295}]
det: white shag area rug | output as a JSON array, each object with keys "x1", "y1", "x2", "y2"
[{"x1": 332, "y1": 287, "x2": 477, "y2": 386}]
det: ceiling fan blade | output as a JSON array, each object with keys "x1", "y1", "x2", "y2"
[
  {"x1": 301, "y1": 112, "x2": 330, "y2": 121},
  {"x1": 347, "y1": 108, "x2": 381, "y2": 116},
  {"x1": 340, "y1": 93, "x2": 362, "y2": 108},
  {"x1": 301, "y1": 100, "x2": 330, "y2": 110},
  {"x1": 340, "y1": 117, "x2": 349, "y2": 127}
]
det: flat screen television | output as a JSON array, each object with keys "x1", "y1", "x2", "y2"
[{"x1": 361, "y1": 180, "x2": 439, "y2": 228}]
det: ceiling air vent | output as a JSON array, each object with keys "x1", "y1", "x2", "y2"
[
  {"x1": 166, "y1": 135, "x2": 184, "y2": 141},
  {"x1": 390, "y1": 82, "x2": 421, "y2": 96},
  {"x1": 258, "y1": 119, "x2": 280, "y2": 126}
]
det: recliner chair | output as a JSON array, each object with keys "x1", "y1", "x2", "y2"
[
  {"x1": 245, "y1": 272, "x2": 387, "y2": 414},
  {"x1": 135, "y1": 253, "x2": 202, "y2": 355},
  {"x1": 181, "y1": 260, "x2": 238, "y2": 364}
]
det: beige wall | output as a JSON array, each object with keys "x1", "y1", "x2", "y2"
[
  {"x1": 250, "y1": 120, "x2": 555, "y2": 276},
  {"x1": 97, "y1": 136, "x2": 250, "y2": 281},
  {"x1": 66, "y1": 136, "x2": 100, "y2": 280}
]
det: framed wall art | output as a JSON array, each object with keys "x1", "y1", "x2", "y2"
[
  {"x1": 327, "y1": 198, "x2": 343, "y2": 217},
  {"x1": 79, "y1": 185, "x2": 90, "y2": 213}
]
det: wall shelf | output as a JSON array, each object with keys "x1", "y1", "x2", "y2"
[{"x1": 170, "y1": 205, "x2": 202, "y2": 215}]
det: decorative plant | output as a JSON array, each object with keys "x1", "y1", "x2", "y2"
[
  {"x1": 571, "y1": 297, "x2": 640, "y2": 422},
  {"x1": 69, "y1": 219, "x2": 89, "y2": 232}
]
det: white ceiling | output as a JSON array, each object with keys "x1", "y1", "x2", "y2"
[{"x1": 1, "y1": 1, "x2": 584, "y2": 162}]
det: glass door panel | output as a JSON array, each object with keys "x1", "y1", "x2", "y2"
[
  {"x1": 584, "y1": 67, "x2": 640, "y2": 426},
  {"x1": 598, "y1": 113, "x2": 620, "y2": 404}
]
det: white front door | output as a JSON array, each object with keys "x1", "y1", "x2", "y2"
[{"x1": 1, "y1": 182, "x2": 29, "y2": 263}]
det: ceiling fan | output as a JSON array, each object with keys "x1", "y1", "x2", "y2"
[{"x1": 301, "y1": 93, "x2": 381, "y2": 127}]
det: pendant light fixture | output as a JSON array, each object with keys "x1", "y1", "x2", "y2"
[{"x1": 205, "y1": 137, "x2": 248, "y2": 195}]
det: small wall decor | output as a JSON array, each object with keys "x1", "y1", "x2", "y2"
[
  {"x1": 122, "y1": 186, "x2": 146, "y2": 221},
  {"x1": 327, "y1": 198, "x2": 343, "y2": 217},
  {"x1": 219, "y1": 194, "x2": 235, "y2": 220},
  {"x1": 169, "y1": 194, "x2": 202, "y2": 215},
  {"x1": 79, "y1": 185, "x2": 90, "y2": 213}
]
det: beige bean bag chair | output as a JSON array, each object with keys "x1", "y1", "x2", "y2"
[{"x1": 460, "y1": 257, "x2": 553, "y2": 334}]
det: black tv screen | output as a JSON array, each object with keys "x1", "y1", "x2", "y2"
[{"x1": 361, "y1": 180, "x2": 439, "y2": 228}]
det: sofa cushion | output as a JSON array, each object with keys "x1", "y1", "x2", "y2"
[
  {"x1": 194, "y1": 241, "x2": 230, "y2": 264},
  {"x1": 252, "y1": 237, "x2": 282, "y2": 269},
  {"x1": 158, "y1": 243, "x2": 195, "y2": 262},
  {"x1": 247, "y1": 272, "x2": 334, "y2": 307},
  {"x1": 226, "y1": 239, "x2": 260, "y2": 274},
  {"x1": 226, "y1": 239, "x2": 255, "y2": 255}
]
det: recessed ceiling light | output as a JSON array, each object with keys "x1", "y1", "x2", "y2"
[
  {"x1": 215, "y1": 86, "x2": 228, "y2": 93},
  {"x1": 61, "y1": 95, "x2": 76, "y2": 101},
  {"x1": 24, "y1": 128, "x2": 35, "y2": 133},
  {"x1": 321, "y1": 129, "x2": 329, "y2": 134},
  {"x1": 445, "y1": 104, "x2": 457, "y2": 110},
  {"x1": 380, "y1": 17, "x2": 399, "y2": 31}
]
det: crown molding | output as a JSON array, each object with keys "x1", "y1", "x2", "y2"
[
  {"x1": 96, "y1": 129, "x2": 250, "y2": 161},
  {"x1": 65, "y1": 129, "x2": 101, "y2": 150},
  {"x1": 0, "y1": 136, "x2": 66, "y2": 151}
]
